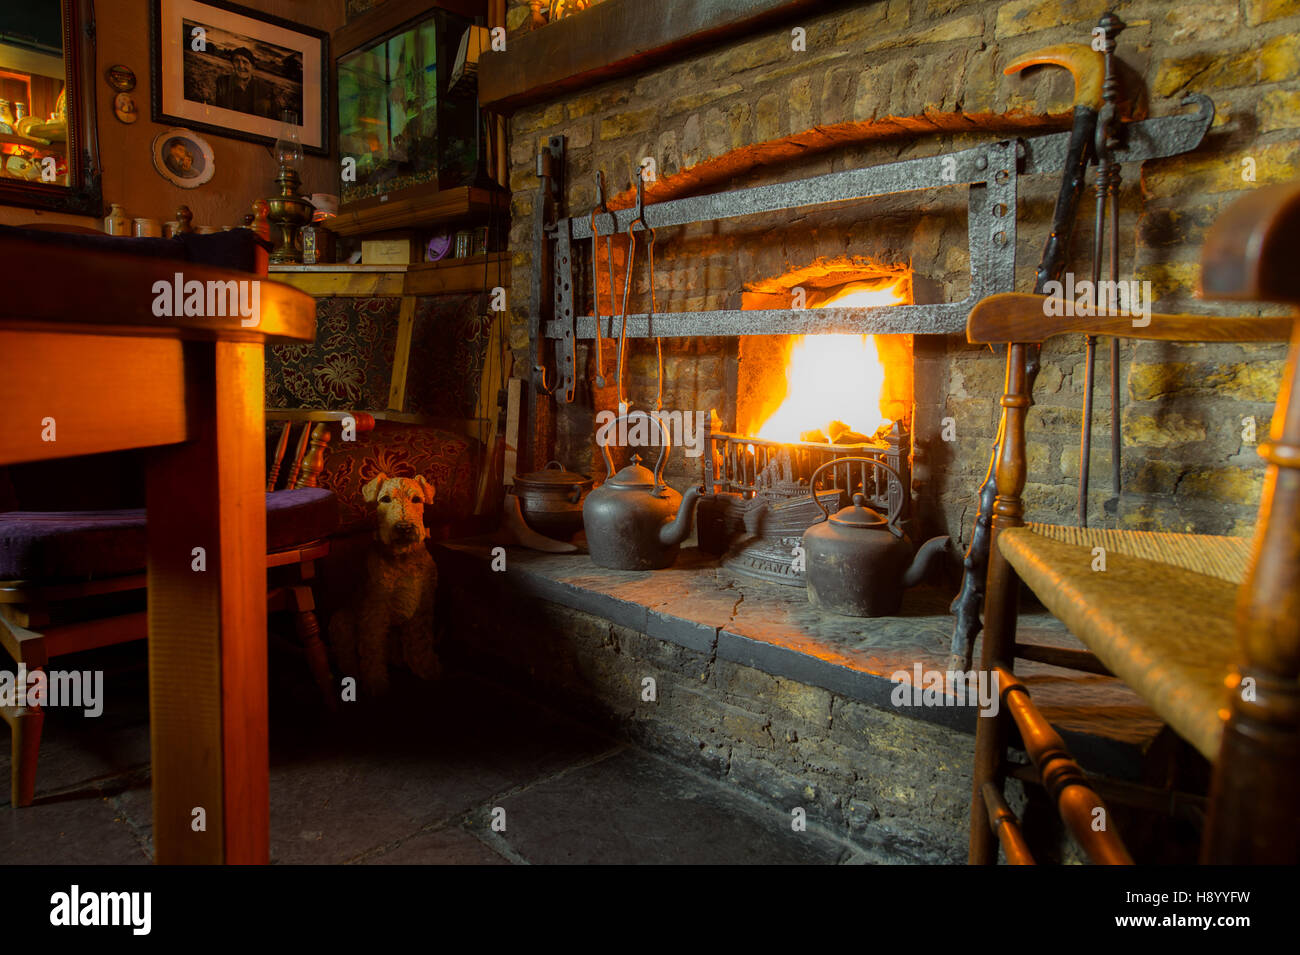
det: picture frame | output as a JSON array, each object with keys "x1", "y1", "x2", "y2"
[
  {"x1": 150, "y1": 0, "x2": 329, "y2": 156},
  {"x1": 0, "y1": 0, "x2": 103, "y2": 216},
  {"x1": 151, "y1": 127, "x2": 215, "y2": 188}
]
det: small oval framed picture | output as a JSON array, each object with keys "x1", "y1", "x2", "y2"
[
  {"x1": 151, "y1": 128, "x2": 214, "y2": 188},
  {"x1": 113, "y1": 92, "x2": 139, "y2": 124}
]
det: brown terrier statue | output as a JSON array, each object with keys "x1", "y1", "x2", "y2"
[{"x1": 330, "y1": 473, "x2": 441, "y2": 696}]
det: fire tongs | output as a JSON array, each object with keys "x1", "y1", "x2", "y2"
[
  {"x1": 615, "y1": 171, "x2": 663, "y2": 413},
  {"x1": 589, "y1": 171, "x2": 614, "y2": 388}
]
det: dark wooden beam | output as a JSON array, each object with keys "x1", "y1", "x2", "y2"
[{"x1": 479, "y1": 0, "x2": 839, "y2": 112}]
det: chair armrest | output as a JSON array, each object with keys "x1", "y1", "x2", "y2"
[{"x1": 966, "y1": 292, "x2": 1293, "y2": 345}]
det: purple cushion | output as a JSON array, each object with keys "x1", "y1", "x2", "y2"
[
  {"x1": 265, "y1": 488, "x2": 339, "y2": 552},
  {"x1": 0, "y1": 489, "x2": 338, "y2": 581}
]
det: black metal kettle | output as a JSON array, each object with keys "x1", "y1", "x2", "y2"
[
  {"x1": 802, "y1": 457, "x2": 949, "y2": 617},
  {"x1": 582, "y1": 412, "x2": 703, "y2": 570}
]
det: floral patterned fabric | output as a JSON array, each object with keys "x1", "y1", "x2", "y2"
[
  {"x1": 315, "y1": 421, "x2": 479, "y2": 532},
  {"x1": 265, "y1": 293, "x2": 487, "y2": 528},
  {"x1": 265, "y1": 297, "x2": 400, "y2": 410},
  {"x1": 405, "y1": 294, "x2": 493, "y2": 420}
]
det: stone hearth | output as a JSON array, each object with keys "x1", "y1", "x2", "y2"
[{"x1": 437, "y1": 539, "x2": 1187, "y2": 862}]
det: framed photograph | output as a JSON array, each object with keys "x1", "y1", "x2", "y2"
[
  {"x1": 151, "y1": 128, "x2": 215, "y2": 188},
  {"x1": 150, "y1": 0, "x2": 329, "y2": 155}
]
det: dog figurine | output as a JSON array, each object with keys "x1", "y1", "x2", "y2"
[{"x1": 330, "y1": 473, "x2": 441, "y2": 696}]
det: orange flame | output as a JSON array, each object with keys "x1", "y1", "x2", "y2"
[{"x1": 754, "y1": 281, "x2": 907, "y2": 442}]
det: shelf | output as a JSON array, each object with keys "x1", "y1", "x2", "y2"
[
  {"x1": 0, "y1": 131, "x2": 63, "y2": 154},
  {"x1": 270, "y1": 265, "x2": 407, "y2": 297},
  {"x1": 269, "y1": 264, "x2": 410, "y2": 271},
  {"x1": 478, "y1": 0, "x2": 824, "y2": 112},
  {"x1": 329, "y1": 185, "x2": 504, "y2": 237},
  {"x1": 405, "y1": 252, "x2": 510, "y2": 295},
  {"x1": 269, "y1": 252, "x2": 510, "y2": 297}
]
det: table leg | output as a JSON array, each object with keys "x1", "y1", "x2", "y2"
[{"x1": 147, "y1": 341, "x2": 269, "y2": 864}]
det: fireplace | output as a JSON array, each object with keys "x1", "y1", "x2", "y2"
[
  {"x1": 455, "y1": 0, "x2": 1290, "y2": 860},
  {"x1": 701, "y1": 273, "x2": 917, "y2": 584},
  {"x1": 534, "y1": 128, "x2": 1028, "y2": 578}
]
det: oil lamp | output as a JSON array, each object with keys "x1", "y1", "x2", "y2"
[{"x1": 266, "y1": 111, "x2": 313, "y2": 264}]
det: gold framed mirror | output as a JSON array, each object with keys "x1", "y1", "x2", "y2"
[{"x1": 0, "y1": 0, "x2": 102, "y2": 215}]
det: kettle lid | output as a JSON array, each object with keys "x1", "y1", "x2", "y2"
[
  {"x1": 830, "y1": 492, "x2": 888, "y2": 529},
  {"x1": 607, "y1": 453, "x2": 657, "y2": 488}
]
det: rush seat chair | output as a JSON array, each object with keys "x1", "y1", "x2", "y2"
[{"x1": 967, "y1": 180, "x2": 1300, "y2": 865}]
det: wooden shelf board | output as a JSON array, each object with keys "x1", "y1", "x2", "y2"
[
  {"x1": 478, "y1": 0, "x2": 829, "y2": 112},
  {"x1": 269, "y1": 253, "x2": 510, "y2": 297},
  {"x1": 269, "y1": 264, "x2": 410, "y2": 272},
  {"x1": 330, "y1": 185, "x2": 503, "y2": 237},
  {"x1": 405, "y1": 252, "x2": 511, "y2": 295},
  {"x1": 270, "y1": 268, "x2": 407, "y2": 297}
]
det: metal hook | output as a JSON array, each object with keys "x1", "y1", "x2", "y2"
[
  {"x1": 625, "y1": 167, "x2": 662, "y2": 411},
  {"x1": 634, "y1": 167, "x2": 646, "y2": 226},
  {"x1": 589, "y1": 170, "x2": 610, "y2": 389}
]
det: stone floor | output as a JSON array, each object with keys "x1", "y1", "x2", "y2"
[{"x1": 1, "y1": 639, "x2": 866, "y2": 865}]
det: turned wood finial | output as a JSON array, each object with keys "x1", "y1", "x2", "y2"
[
  {"x1": 251, "y1": 199, "x2": 271, "y2": 241},
  {"x1": 176, "y1": 205, "x2": 193, "y2": 233}
]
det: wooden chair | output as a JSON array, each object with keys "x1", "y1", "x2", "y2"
[
  {"x1": 0, "y1": 421, "x2": 340, "y2": 807},
  {"x1": 969, "y1": 180, "x2": 1300, "y2": 865}
]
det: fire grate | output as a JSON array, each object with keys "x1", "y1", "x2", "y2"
[
  {"x1": 706, "y1": 421, "x2": 908, "y2": 508},
  {"x1": 700, "y1": 421, "x2": 910, "y2": 585}
]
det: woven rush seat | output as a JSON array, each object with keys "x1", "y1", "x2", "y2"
[
  {"x1": 966, "y1": 179, "x2": 1300, "y2": 865},
  {"x1": 998, "y1": 524, "x2": 1249, "y2": 759}
]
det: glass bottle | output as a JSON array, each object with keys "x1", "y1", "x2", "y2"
[{"x1": 104, "y1": 203, "x2": 131, "y2": 236}]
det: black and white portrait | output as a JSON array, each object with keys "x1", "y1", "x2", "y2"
[
  {"x1": 152, "y1": 0, "x2": 327, "y2": 155},
  {"x1": 181, "y1": 20, "x2": 303, "y2": 123}
]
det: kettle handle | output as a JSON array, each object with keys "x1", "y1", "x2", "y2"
[
  {"x1": 808, "y1": 456, "x2": 904, "y2": 536},
  {"x1": 600, "y1": 411, "x2": 671, "y2": 485}
]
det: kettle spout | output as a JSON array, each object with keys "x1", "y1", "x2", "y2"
[
  {"x1": 902, "y1": 535, "x2": 950, "y2": 589},
  {"x1": 659, "y1": 485, "x2": 704, "y2": 547}
]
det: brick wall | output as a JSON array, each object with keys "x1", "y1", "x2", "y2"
[{"x1": 507, "y1": 0, "x2": 1300, "y2": 543}]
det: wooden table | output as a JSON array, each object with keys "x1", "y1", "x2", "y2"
[{"x1": 0, "y1": 236, "x2": 316, "y2": 863}]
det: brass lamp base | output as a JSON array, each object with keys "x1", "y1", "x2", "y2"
[{"x1": 266, "y1": 166, "x2": 313, "y2": 264}]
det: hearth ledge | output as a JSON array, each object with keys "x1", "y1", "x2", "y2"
[{"x1": 437, "y1": 537, "x2": 1162, "y2": 778}]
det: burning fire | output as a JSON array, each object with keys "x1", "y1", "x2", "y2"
[{"x1": 755, "y1": 281, "x2": 908, "y2": 443}]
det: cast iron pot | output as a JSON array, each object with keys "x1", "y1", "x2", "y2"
[{"x1": 512, "y1": 461, "x2": 593, "y2": 541}]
